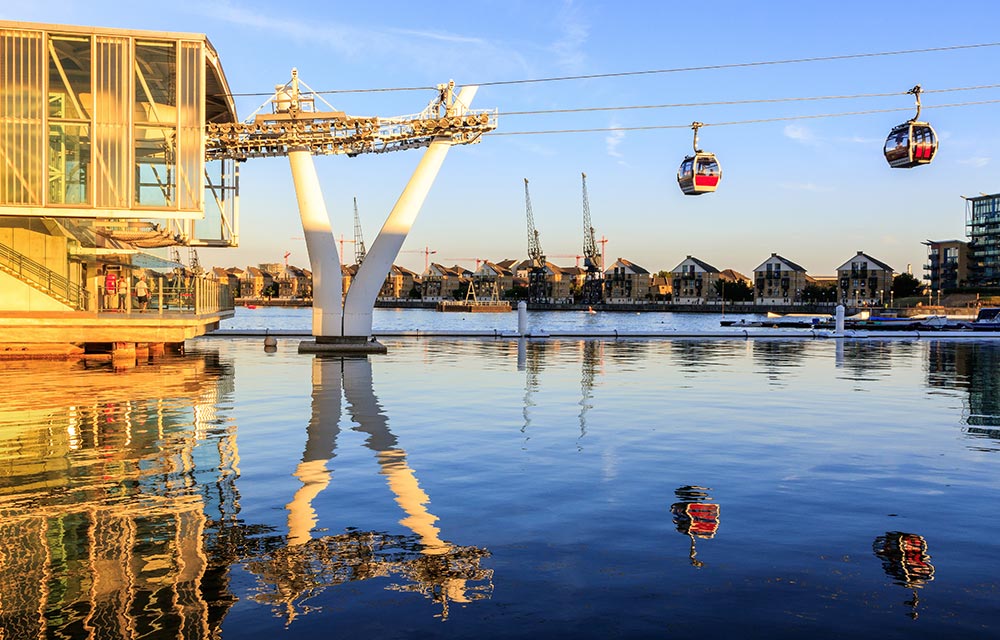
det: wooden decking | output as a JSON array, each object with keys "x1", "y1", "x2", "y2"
[{"x1": 0, "y1": 308, "x2": 234, "y2": 357}]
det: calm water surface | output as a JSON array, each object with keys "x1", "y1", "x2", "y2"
[
  {"x1": 219, "y1": 305, "x2": 757, "y2": 333},
  {"x1": 1, "y1": 336, "x2": 998, "y2": 638}
]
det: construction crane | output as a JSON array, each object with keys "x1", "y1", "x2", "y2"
[
  {"x1": 353, "y1": 196, "x2": 367, "y2": 265},
  {"x1": 549, "y1": 254, "x2": 584, "y2": 268},
  {"x1": 524, "y1": 178, "x2": 550, "y2": 304},
  {"x1": 581, "y1": 172, "x2": 604, "y2": 305},
  {"x1": 443, "y1": 257, "x2": 482, "y2": 270},
  {"x1": 399, "y1": 246, "x2": 437, "y2": 272}
]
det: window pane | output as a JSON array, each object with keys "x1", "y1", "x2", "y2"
[
  {"x1": 48, "y1": 123, "x2": 90, "y2": 204},
  {"x1": 94, "y1": 35, "x2": 130, "y2": 208},
  {"x1": 135, "y1": 126, "x2": 175, "y2": 207},
  {"x1": 48, "y1": 35, "x2": 91, "y2": 120},
  {"x1": 135, "y1": 41, "x2": 176, "y2": 124},
  {"x1": 0, "y1": 29, "x2": 45, "y2": 205},
  {"x1": 177, "y1": 41, "x2": 202, "y2": 210}
]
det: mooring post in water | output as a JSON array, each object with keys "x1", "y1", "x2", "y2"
[
  {"x1": 518, "y1": 301, "x2": 528, "y2": 336},
  {"x1": 835, "y1": 304, "x2": 845, "y2": 335}
]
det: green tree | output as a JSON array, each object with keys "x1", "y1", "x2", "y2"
[
  {"x1": 892, "y1": 273, "x2": 923, "y2": 298},
  {"x1": 714, "y1": 279, "x2": 754, "y2": 301},
  {"x1": 802, "y1": 283, "x2": 837, "y2": 303}
]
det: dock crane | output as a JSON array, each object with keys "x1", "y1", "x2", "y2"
[
  {"x1": 353, "y1": 197, "x2": 367, "y2": 265},
  {"x1": 580, "y1": 172, "x2": 604, "y2": 305},
  {"x1": 524, "y1": 178, "x2": 550, "y2": 304}
]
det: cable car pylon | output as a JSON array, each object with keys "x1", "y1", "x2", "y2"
[{"x1": 208, "y1": 69, "x2": 497, "y2": 352}]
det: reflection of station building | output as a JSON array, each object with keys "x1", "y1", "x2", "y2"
[
  {"x1": 0, "y1": 352, "x2": 494, "y2": 634},
  {"x1": 0, "y1": 21, "x2": 238, "y2": 354},
  {"x1": 0, "y1": 352, "x2": 240, "y2": 638}
]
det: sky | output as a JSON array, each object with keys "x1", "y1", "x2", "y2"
[{"x1": 5, "y1": 0, "x2": 1000, "y2": 277}]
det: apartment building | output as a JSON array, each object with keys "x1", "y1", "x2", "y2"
[
  {"x1": 753, "y1": 253, "x2": 808, "y2": 305},
  {"x1": 836, "y1": 251, "x2": 894, "y2": 306},
  {"x1": 604, "y1": 258, "x2": 651, "y2": 303},
  {"x1": 671, "y1": 256, "x2": 722, "y2": 304}
]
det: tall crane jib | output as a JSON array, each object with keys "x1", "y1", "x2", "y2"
[
  {"x1": 353, "y1": 196, "x2": 367, "y2": 265},
  {"x1": 580, "y1": 172, "x2": 604, "y2": 305},
  {"x1": 524, "y1": 179, "x2": 550, "y2": 304}
]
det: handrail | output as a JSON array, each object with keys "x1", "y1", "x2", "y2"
[{"x1": 0, "y1": 241, "x2": 88, "y2": 310}]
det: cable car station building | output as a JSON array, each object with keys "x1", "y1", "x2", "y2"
[{"x1": 0, "y1": 21, "x2": 239, "y2": 357}]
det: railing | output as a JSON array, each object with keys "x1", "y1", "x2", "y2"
[
  {"x1": 0, "y1": 241, "x2": 88, "y2": 310},
  {"x1": 99, "y1": 275, "x2": 233, "y2": 315}
]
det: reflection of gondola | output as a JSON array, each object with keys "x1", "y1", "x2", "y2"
[
  {"x1": 873, "y1": 531, "x2": 934, "y2": 619},
  {"x1": 670, "y1": 486, "x2": 720, "y2": 568}
]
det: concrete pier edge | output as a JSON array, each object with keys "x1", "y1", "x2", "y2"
[{"x1": 297, "y1": 336, "x2": 389, "y2": 354}]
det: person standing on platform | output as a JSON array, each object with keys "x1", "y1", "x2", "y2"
[
  {"x1": 134, "y1": 275, "x2": 149, "y2": 312},
  {"x1": 103, "y1": 268, "x2": 118, "y2": 311},
  {"x1": 118, "y1": 275, "x2": 129, "y2": 312}
]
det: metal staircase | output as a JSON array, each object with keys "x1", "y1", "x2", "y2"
[{"x1": 0, "y1": 241, "x2": 88, "y2": 310}]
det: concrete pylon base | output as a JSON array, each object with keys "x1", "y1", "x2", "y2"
[{"x1": 298, "y1": 336, "x2": 388, "y2": 355}]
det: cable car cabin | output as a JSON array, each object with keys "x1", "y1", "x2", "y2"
[
  {"x1": 677, "y1": 153, "x2": 721, "y2": 195},
  {"x1": 884, "y1": 121, "x2": 938, "y2": 168}
]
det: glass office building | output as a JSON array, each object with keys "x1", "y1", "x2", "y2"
[{"x1": 967, "y1": 193, "x2": 1000, "y2": 288}]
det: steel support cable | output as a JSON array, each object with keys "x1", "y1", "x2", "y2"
[
  {"x1": 216, "y1": 42, "x2": 1000, "y2": 98},
  {"x1": 487, "y1": 99, "x2": 1000, "y2": 136},
  {"x1": 498, "y1": 83, "x2": 1000, "y2": 117}
]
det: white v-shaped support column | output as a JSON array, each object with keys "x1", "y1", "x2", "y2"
[
  {"x1": 344, "y1": 85, "x2": 479, "y2": 338},
  {"x1": 289, "y1": 149, "x2": 343, "y2": 337},
  {"x1": 292, "y1": 86, "x2": 478, "y2": 351}
]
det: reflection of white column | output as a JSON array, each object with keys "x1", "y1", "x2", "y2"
[
  {"x1": 342, "y1": 87, "x2": 479, "y2": 338},
  {"x1": 341, "y1": 357, "x2": 470, "y2": 602},
  {"x1": 289, "y1": 149, "x2": 343, "y2": 337},
  {"x1": 286, "y1": 357, "x2": 343, "y2": 545}
]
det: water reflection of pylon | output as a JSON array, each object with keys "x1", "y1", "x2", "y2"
[
  {"x1": 873, "y1": 531, "x2": 934, "y2": 619},
  {"x1": 670, "y1": 486, "x2": 720, "y2": 568},
  {"x1": 276, "y1": 356, "x2": 493, "y2": 622}
]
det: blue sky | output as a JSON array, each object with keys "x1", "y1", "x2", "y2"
[{"x1": 6, "y1": 0, "x2": 1000, "y2": 276}]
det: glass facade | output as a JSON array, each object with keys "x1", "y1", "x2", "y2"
[
  {"x1": 967, "y1": 194, "x2": 1000, "y2": 287},
  {"x1": 0, "y1": 23, "x2": 233, "y2": 218},
  {"x1": 1, "y1": 28, "x2": 44, "y2": 206}
]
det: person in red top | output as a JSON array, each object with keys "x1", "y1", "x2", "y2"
[{"x1": 103, "y1": 269, "x2": 118, "y2": 311}]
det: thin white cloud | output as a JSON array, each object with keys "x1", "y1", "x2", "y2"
[
  {"x1": 783, "y1": 123, "x2": 817, "y2": 144},
  {"x1": 958, "y1": 156, "x2": 990, "y2": 168},
  {"x1": 549, "y1": 0, "x2": 589, "y2": 71},
  {"x1": 778, "y1": 182, "x2": 834, "y2": 192},
  {"x1": 511, "y1": 139, "x2": 558, "y2": 158},
  {"x1": 606, "y1": 123, "x2": 625, "y2": 162},
  {"x1": 843, "y1": 135, "x2": 883, "y2": 144},
  {"x1": 388, "y1": 28, "x2": 489, "y2": 46},
  {"x1": 186, "y1": 1, "x2": 530, "y2": 76}
]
